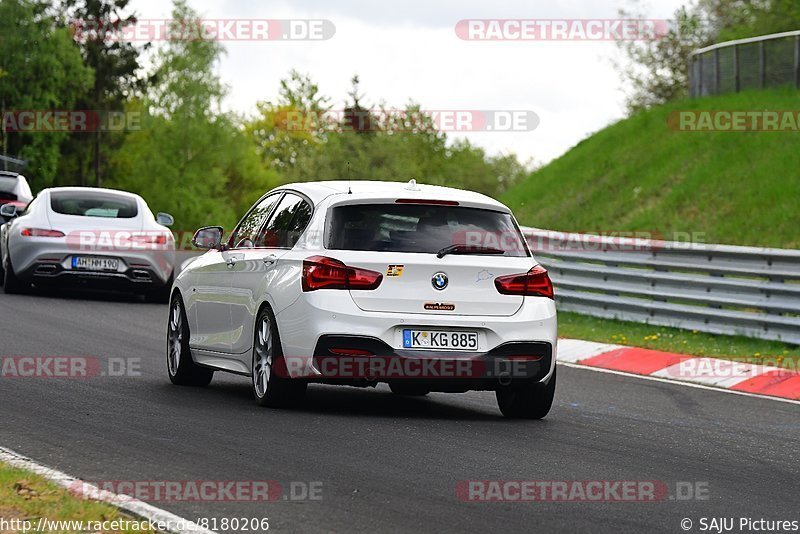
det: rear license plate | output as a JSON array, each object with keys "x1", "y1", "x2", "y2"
[
  {"x1": 71, "y1": 256, "x2": 119, "y2": 271},
  {"x1": 403, "y1": 330, "x2": 479, "y2": 351}
]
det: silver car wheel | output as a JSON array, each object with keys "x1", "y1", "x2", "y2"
[
  {"x1": 253, "y1": 315, "x2": 273, "y2": 398},
  {"x1": 168, "y1": 300, "x2": 183, "y2": 376}
]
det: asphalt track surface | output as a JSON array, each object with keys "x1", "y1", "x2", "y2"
[{"x1": 1, "y1": 281, "x2": 798, "y2": 533}]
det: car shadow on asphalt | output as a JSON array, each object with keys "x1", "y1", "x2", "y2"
[
  {"x1": 167, "y1": 380, "x2": 507, "y2": 421},
  {"x1": 12, "y1": 286, "x2": 148, "y2": 303},
  {"x1": 301, "y1": 385, "x2": 504, "y2": 420}
]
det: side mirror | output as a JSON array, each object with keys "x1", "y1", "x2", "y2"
[
  {"x1": 156, "y1": 212, "x2": 175, "y2": 227},
  {"x1": 192, "y1": 226, "x2": 224, "y2": 250},
  {"x1": 0, "y1": 204, "x2": 18, "y2": 218}
]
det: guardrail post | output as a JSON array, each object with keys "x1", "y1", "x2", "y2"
[
  {"x1": 733, "y1": 44, "x2": 740, "y2": 92},
  {"x1": 698, "y1": 54, "x2": 704, "y2": 96},
  {"x1": 713, "y1": 49, "x2": 720, "y2": 94},
  {"x1": 795, "y1": 35, "x2": 800, "y2": 88},
  {"x1": 759, "y1": 40, "x2": 766, "y2": 88}
]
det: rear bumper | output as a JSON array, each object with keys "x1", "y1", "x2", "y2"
[
  {"x1": 275, "y1": 290, "x2": 558, "y2": 385},
  {"x1": 8, "y1": 239, "x2": 175, "y2": 287},
  {"x1": 18, "y1": 260, "x2": 171, "y2": 291},
  {"x1": 285, "y1": 335, "x2": 552, "y2": 391}
]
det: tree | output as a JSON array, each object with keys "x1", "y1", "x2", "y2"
[
  {"x1": 0, "y1": 0, "x2": 92, "y2": 187},
  {"x1": 108, "y1": 0, "x2": 275, "y2": 230},
  {"x1": 246, "y1": 70, "x2": 330, "y2": 173},
  {"x1": 246, "y1": 72, "x2": 525, "y2": 196},
  {"x1": 342, "y1": 75, "x2": 374, "y2": 134},
  {"x1": 615, "y1": 1, "x2": 711, "y2": 112},
  {"x1": 59, "y1": 0, "x2": 147, "y2": 187},
  {"x1": 616, "y1": 0, "x2": 800, "y2": 112},
  {"x1": 707, "y1": 0, "x2": 800, "y2": 40}
]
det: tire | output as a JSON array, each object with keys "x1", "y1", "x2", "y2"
[
  {"x1": 167, "y1": 295, "x2": 214, "y2": 386},
  {"x1": 252, "y1": 306, "x2": 306, "y2": 408},
  {"x1": 389, "y1": 383, "x2": 430, "y2": 396},
  {"x1": 496, "y1": 366, "x2": 556, "y2": 419},
  {"x1": 3, "y1": 255, "x2": 30, "y2": 294}
]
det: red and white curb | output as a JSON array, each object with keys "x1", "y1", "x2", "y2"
[
  {"x1": 0, "y1": 447, "x2": 214, "y2": 534},
  {"x1": 558, "y1": 339, "x2": 800, "y2": 403}
]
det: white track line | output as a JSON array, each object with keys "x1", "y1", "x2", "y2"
[
  {"x1": 558, "y1": 361, "x2": 800, "y2": 406},
  {"x1": 0, "y1": 447, "x2": 215, "y2": 534}
]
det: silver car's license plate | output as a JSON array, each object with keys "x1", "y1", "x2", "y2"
[
  {"x1": 402, "y1": 330, "x2": 479, "y2": 351},
  {"x1": 72, "y1": 256, "x2": 119, "y2": 271}
]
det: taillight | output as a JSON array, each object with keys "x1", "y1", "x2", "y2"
[
  {"x1": 302, "y1": 256, "x2": 383, "y2": 292},
  {"x1": 395, "y1": 198, "x2": 459, "y2": 206},
  {"x1": 20, "y1": 228, "x2": 65, "y2": 238},
  {"x1": 131, "y1": 233, "x2": 169, "y2": 246},
  {"x1": 494, "y1": 265, "x2": 554, "y2": 299}
]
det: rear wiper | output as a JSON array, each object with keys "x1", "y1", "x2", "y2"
[{"x1": 436, "y1": 244, "x2": 506, "y2": 259}]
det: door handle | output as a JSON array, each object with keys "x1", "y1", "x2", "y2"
[{"x1": 263, "y1": 254, "x2": 277, "y2": 266}]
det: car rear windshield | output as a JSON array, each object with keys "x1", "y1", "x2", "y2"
[
  {"x1": 0, "y1": 176, "x2": 17, "y2": 193},
  {"x1": 50, "y1": 191, "x2": 138, "y2": 218},
  {"x1": 327, "y1": 203, "x2": 529, "y2": 257}
]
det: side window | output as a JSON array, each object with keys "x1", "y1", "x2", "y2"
[
  {"x1": 257, "y1": 194, "x2": 312, "y2": 248},
  {"x1": 284, "y1": 198, "x2": 312, "y2": 248},
  {"x1": 230, "y1": 193, "x2": 282, "y2": 249}
]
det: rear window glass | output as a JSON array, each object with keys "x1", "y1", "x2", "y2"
[
  {"x1": 327, "y1": 203, "x2": 529, "y2": 257},
  {"x1": 0, "y1": 176, "x2": 17, "y2": 194},
  {"x1": 50, "y1": 191, "x2": 138, "y2": 218}
]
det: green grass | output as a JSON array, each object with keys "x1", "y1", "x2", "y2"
[
  {"x1": 503, "y1": 87, "x2": 800, "y2": 248},
  {"x1": 0, "y1": 462, "x2": 154, "y2": 533},
  {"x1": 559, "y1": 311, "x2": 800, "y2": 370}
]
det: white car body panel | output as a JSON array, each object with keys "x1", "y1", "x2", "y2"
[
  {"x1": 174, "y1": 181, "x2": 557, "y2": 386},
  {"x1": 343, "y1": 251, "x2": 526, "y2": 316},
  {"x1": 1, "y1": 187, "x2": 175, "y2": 290},
  {"x1": 0, "y1": 172, "x2": 33, "y2": 206}
]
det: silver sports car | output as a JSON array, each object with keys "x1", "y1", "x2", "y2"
[{"x1": 0, "y1": 187, "x2": 176, "y2": 302}]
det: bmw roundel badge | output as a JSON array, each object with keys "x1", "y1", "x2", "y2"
[{"x1": 432, "y1": 272, "x2": 448, "y2": 291}]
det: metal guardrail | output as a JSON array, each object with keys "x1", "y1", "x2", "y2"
[
  {"x1": 522, "y1": 229, "x2": 800, "y2": 345},
  {"x1": 689, "y1": 30, "x2": 800, "y2": 97},
  {"x1": 0, "y1": 154, "x2": 27, "y2": 173}
]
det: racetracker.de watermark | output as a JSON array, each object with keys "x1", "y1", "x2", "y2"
[
  {"x1": 669, "y1": 110, "x2": 800, "y2": 131},
  {"x1": 662, "y1": 358, "x2": 799, "y2": 380},
  {"x1": 2, "y1": 111, "x2": 141, "y2": 133},
  {"x1": 281, "y1": 355, "x2": 543, "y2": 382},
  {"x1": 273, "y1": 109, "x2": 539, "y2": 133},
  {"x1": 524, "y1": 230, "x2": 710, "y2": 253},
  {"x1": 66, "y1": 230, "x2": 175, "y2": 251},
  {"x1": 63, "y1": 229, "x2": 204, "y2": 252},
  {"x1": 456, "y1": 480, "x2": 710, "y2": 502},
  {"x1": 71, "y1": 480, "x2": 323, "y2": 502},
  {"x1": 455, "y1": 19, "x2": 670, "y2": 41},
  {"x1": 61, "y1": 229, "x2": 711, "y2": 253},
  {"x1": 0, "y1": 357, "x2": 141, "y2": 378},
  {"x1": 70, "y1": 18, "x2": 335, "y2": 42}
]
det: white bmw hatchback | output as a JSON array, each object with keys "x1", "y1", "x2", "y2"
[{"x1": 169, "y1": 181, "x2": 557, "y2": 418}]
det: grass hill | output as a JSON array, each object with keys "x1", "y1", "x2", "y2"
[{"x1": 503, "y1": 87, "x2": 800, "y2": 248}]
